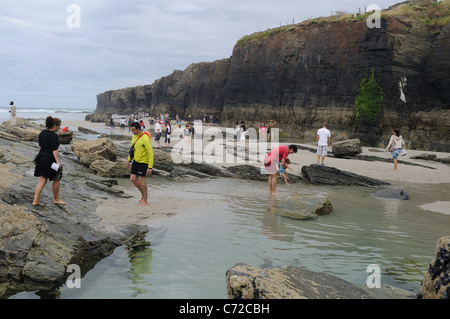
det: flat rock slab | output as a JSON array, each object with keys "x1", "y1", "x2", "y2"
[
  {"x1": 226, "y1": 263, "x2": 374, "y2": 299},
  {"x1": 272, "y1": 195, "x2": 333, "y2": 220},
  {"x1": 370, "y1": 189, "x2": 409, "y2": 200},
  {"x1": 301, "y1": 164, "x2": 389, "y2": 186}
]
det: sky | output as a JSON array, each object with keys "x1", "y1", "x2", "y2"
[{"x1": 0, "y1": 0, "x2": 402, "y2": 110}]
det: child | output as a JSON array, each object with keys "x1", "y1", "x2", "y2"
[{"x1": 278, "y1": 158, "x2": 292, "y2": 185}]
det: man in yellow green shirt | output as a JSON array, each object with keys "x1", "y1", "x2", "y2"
[{"x1": 127, "y1": 122, "x2": 154, "y2": 207}]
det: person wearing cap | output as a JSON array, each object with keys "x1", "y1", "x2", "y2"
[{"x1": 127, "y1": 122, "x2": 154, "y2": 207}]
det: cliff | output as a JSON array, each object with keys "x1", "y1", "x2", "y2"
[{"x1": 95, "y1": 1, "x2": 450, "y2": 151}]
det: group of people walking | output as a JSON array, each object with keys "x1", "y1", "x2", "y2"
[{"x1": 30, "y1": 112, "x2": 407, "y2": 206}]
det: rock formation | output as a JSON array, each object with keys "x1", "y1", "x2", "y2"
[
  {"x1": 421, "y1": 236, "x2": 450, "y2": 299},
  {"x1": 94, "y1": 1, "x2": 450, "y2": 151},
  {"x1": 301, "y1": 164, "x2": 390, "y2": 186},
  {"x1": 225, "y1": 263, "x2": 375, "y2": 299}
]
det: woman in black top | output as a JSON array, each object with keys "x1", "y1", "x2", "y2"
[{"x1": 33, "y1": 116, "x2": 66, "y2": 206}]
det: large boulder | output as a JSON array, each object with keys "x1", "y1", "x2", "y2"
[
  {"x1": 71, "y1": 138, "x2": 117, "y2": 166},
  {"x1": 301, "y1": 164, "x2": 389, "y2": 186},
  {"x1": 421, "y1": 236, "x2": 450, "y2": 299},
  {"x1": 272, "y1": 195, "x2": 333, "y2": 220},
  {"x1": 225, "y1": 263, "x2": 374, "y2": 299},
  {"x1": 85, "y1": 113, "x2": 112, "y2": 123},
  {"x1": 89, "y1": 159, "x2": 130, "y2": 178},
  {"x1": 331, "y1": 139, "x2": 362, "y2": 158}
]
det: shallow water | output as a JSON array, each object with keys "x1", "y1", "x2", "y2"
[{"x1": 30, "y1": 176, "x2": 449, "y2": 299}]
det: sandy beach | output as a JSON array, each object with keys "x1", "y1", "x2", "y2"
[{"x1": 61, "y1": 117, "x2": 450, "y2": 228}]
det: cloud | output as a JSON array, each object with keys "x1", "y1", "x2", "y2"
[{"x1": 0, "y1": 0, "x2": 401, "y2": 109}]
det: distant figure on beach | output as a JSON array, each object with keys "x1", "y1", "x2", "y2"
[
  {"x1": 165, "y1": 121, "x2": 172, "y2": 146},
  {"x1": 239, "y1": 121, "x2": 246, "y2": 145},
  {"x1": 9, "y1": 101, "x2": 17, "y2": 125},
  {"x1": 120, "y1": 118, "x2": 126, "y2": 132},
  {"x1": 33, "y1": 116, "x2": 66, "y2": 206},
  {"x1": 385, "y1": 128, "x2": 405, "y2": 172},
  {"x1": 316, "y1": 123, "x2": 331, "y2": 165},
  {"x1": 267, "y1": 120, "x2": 276, "y2": 142},
  {"x1": 154, "y1": 120, "x2": 161, "y2": 148},
  {"x1": 264, "y1": 144, "x2": 297, "y2": 195},
  {"x1": 256, "y1": 122, "x2": 268, "y2": 141},
  {"x1": 184, "y1": 124, "x2": 191, "y2": 144},
  {"x1": 235, "y1": 122, "x2": 241, "y2": 143},
  {"x1": 278, "y1": 158, "x2": 292, "y2": 185},
  {"x1": 127, "y1": 122, "x2": 154, "y2": 207}
]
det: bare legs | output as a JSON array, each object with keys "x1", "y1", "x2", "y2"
[
  {"x1": 317, "y1": 154, "x2": 325, "y2": 164},
  {"x1": 268, "y1": 173, "x2": 279, "y2": 196},
  {"x1": 130, "y1": 174, "x2": 149, "y2": 207},
  {"x1": 33, "y1": 176, "x2": 66, "y2": 206},
  {"x1": 393, "y1": 158, "x2": 398, "y2": 172}
]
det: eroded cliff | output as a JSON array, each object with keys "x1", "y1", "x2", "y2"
[{"x1": 95, "y1": 1, "x2": 450, "y2": 151}]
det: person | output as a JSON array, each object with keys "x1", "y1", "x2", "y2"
[
  {"x1": 267, "y1": 120, "x2": 276, "y2": 142},
  {"x1": 33, "y1": 116, "x2": 66, "y2": 206},
  {"x1": 164, "y1": 121, "x2": 172, "y2": 146},
  {"x1": 127, "y1": 122, "x2": 154, "y2": 207},
  {"x1": 316, "y1": 123, "x2": 331, "y2": 165},
  {"x1": 385, "y1": 128, "x2": 405, "y2": 172},
  {"x1": 235, "y1": 122, "x2": 241, "y2": 143},
  {"x1": 257, "y1": 122, "x2": 267, "y2": 141},
  {"x1": 9, "y1": 101, "x2": 17, "y2": 125},
  {"x1": 239, "y1": 121, "x2": 246, "y2": 145},
  {"x1": 189, "y1": 122, "x2": 195, "y2": 143},
  {"x1": 264, "y1": 144, "x2": 297, "y2": 195},
  {"x1": 154, "y1": 120, "x2": 161, "y2": 148},
  {"x1": 184, "y1": 123, "x2": 191, "y2": 143},
  {"x1": 109, "y1": 118, "x2": 115, "y2": 134},
  {"x1": 120, "y1": 117, "x2": 126, "y2": 132},
  {"x1": 278, "y1": 158, "x2": 292, "y2": 185}
]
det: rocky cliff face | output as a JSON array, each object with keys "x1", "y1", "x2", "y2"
[{"x1": 95, "y1": 4, "x2": 449, "y2": 151}]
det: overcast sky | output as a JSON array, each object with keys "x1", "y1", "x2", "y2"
[{"x1": 1, "y1": 0, "x2": 401, "y2": 110}]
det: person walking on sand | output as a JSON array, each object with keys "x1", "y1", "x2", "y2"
[
  {"x1": 385, "y1": 128, "x2": 405, "y2": 172},
  {"x1": 264, "y1": 144, "x2": 297, "y2": 195},
  {"x1": 154, "y1": 120, "x2": 161, "y2": 148},
  {"x1": 127, "y1": 122, "x2": 154, "y2": 207},
  {"x1": 33, "y1": 116, "x2": 66, "y2": 206},
  {"x1": 9, "y1": 101, "x2": 17, "y2": 125},
  {"x1": 316, "y1": 123, "x2": 331, "y2": 165}
]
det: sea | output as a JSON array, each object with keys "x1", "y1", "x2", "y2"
[
  {"x1": 0, "y1": 105, "x2": 93, "y2": 125},
  {"x1": 3, "y1": 105, "x2": 450, "y2": 300}
]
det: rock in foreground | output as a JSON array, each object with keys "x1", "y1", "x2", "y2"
[
  {"x1": 226, "y1": 263, "x2": 374, "y2": 299},
  {"x1": 421, "y1": 236, "x2": 450, "y2": 299},
  {"x1": 272, "y1": 195, "x2": 332, "y2": 220}
]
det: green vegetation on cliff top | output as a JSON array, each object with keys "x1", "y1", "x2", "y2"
[{"x1": 237, "y1": 0, "x2": 450, "y2": 46}]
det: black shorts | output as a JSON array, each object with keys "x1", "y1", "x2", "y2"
[
  {"x1": 155, "y1": 133, "x2": 161, "y2": 141},
  {"x1": 131, "y1": 162, "x2": 149, "y2": 177}
]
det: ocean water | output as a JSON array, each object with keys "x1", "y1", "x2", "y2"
[{"x1": 0, "y1": 106, "x2": 93, "y2": 124}]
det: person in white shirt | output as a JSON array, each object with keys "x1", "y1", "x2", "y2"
[
  {"x1": 9, "y1": 101, "x2": 17, "y2": 125},
  {"x1": 154, "y1": 121, "x2": 161, "y2": 148},
  {"x1": 316, "y1": 123, "x2": 331, "y2": 165},
  {"x1": 385, "y1": 128, "x2": 405, "y2": 172}
]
